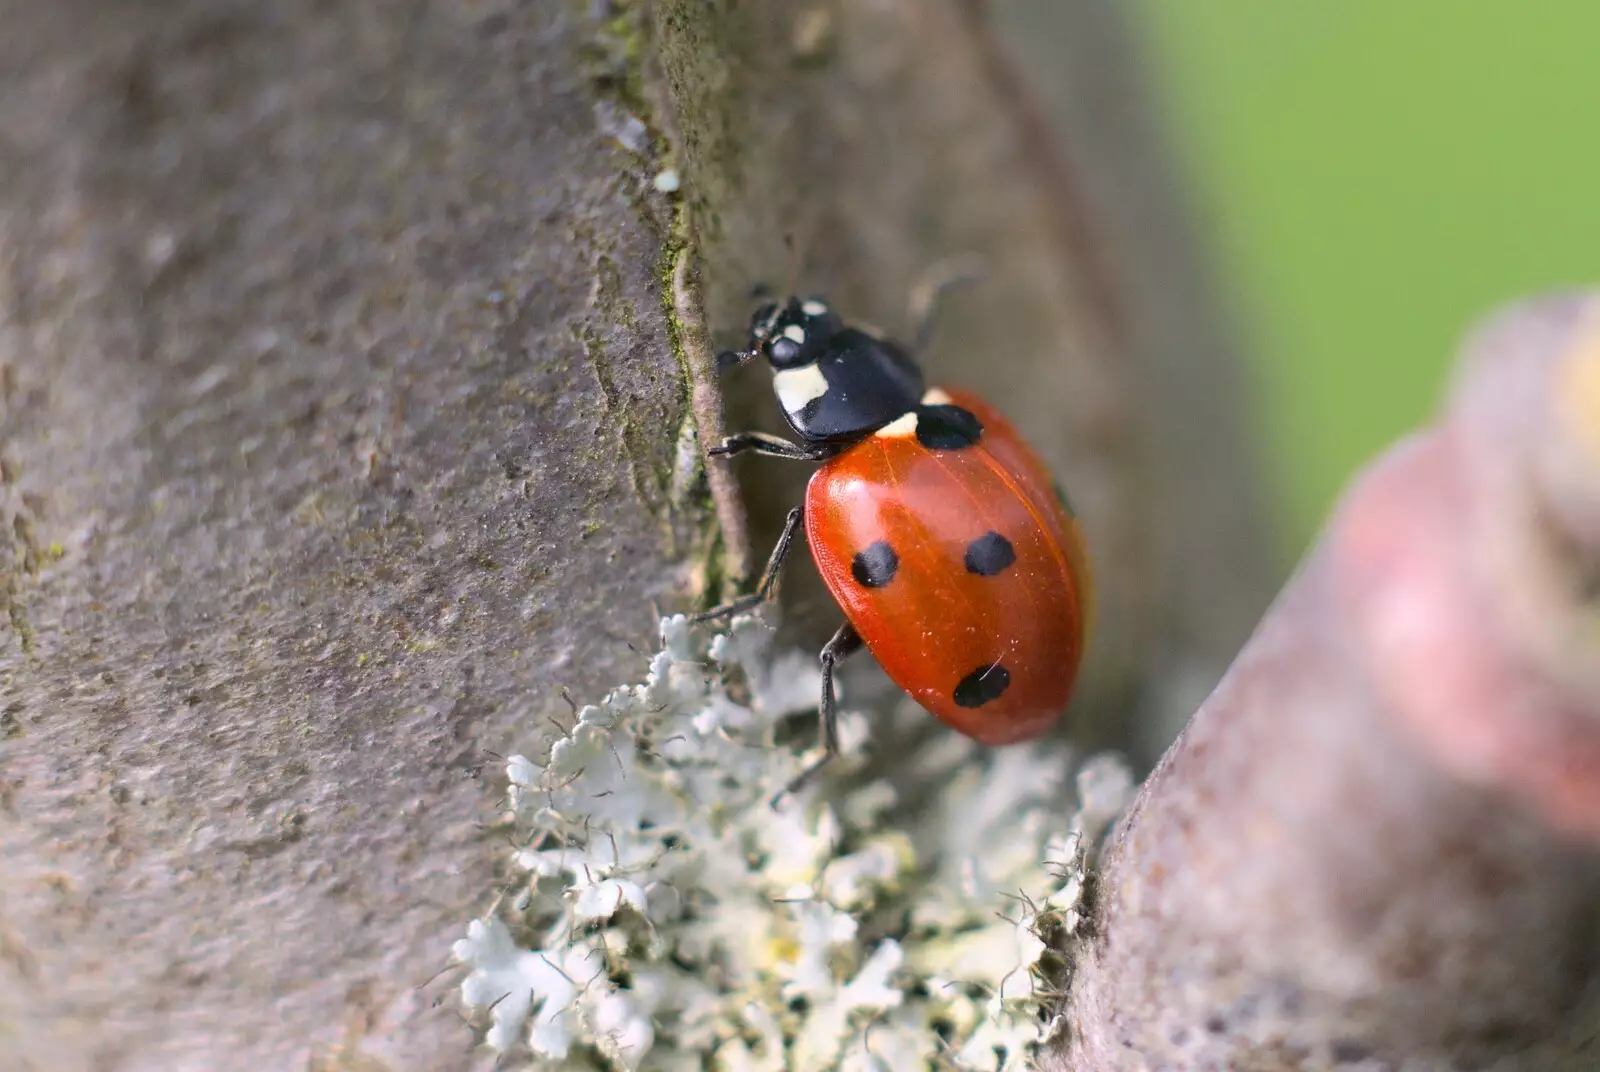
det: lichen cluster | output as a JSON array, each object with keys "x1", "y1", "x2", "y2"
[{"x1": 453, "y1": 614, "x2": 1131, "y2": 1070}]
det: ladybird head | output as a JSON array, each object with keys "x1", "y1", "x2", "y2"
[{"x1": 719, "y1": 296, "x2": 843, "y2": 371}]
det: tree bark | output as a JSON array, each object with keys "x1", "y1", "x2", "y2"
[
  {"x1": 0, "y1": 3, "x2": 706, "y2": 1069},
  {"x1": 1, "y1": 1, "x2": 1233, "y2": 1068}
]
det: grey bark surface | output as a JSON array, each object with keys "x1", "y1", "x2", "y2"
[{"x1": 1, "y1": 3, "x2": 700, "y2": 1069}]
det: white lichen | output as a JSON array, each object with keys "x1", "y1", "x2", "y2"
[{"x1": 452, "y1": 613, "x2": 1133, "y2": 1070}]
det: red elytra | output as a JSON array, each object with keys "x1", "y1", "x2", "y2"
[{"x1": 804, "y1": 386, "x2": 1091, "y2": 745}]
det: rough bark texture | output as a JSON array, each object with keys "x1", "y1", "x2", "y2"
[
  {"x1": 0, "y1": 2, "x2": 1228, "y2": 1069},
  {"x1": 1052, "y1": 295, "x2": 1600, "y2": 1071},
  {"x1": 0, "y1": 3, "x2": 702, "y2": 1069}
]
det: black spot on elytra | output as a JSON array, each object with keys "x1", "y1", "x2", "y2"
[
  {"x1": 953, "y1": 662, "x2": 1010, "y2": 707},
  {"x1": 851, "y1": 540, "x2": 899, "y2": 588},
  {"x1": 915, "y1": 404, "x2": 983, "y2": 451},
  {"x1": 964, "y1": 531, "x2": 1016, "y2": 576}
]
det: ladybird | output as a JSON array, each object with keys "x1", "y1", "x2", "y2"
[{"x1": 695, "y1": 293, "x2": 1092, "y2": 794}]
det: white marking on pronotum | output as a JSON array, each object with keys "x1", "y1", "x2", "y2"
[
  {"x1": 774, "y1": 363, "x2": 830, "y2": 416},
  {"x1": 874, "y1": 411, "x2": 919, "y2": 439},
  {"x1": 921, "y1": 387, "x2": 954, "y2": 406},
  {"x1": 800, "y1": 299, "x2": 829, "y2": 316},
  {"x1": 782, "y1": 324, "x2": 807, "y2": 344}
]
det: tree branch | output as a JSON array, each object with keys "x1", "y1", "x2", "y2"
[
  {"x1": 1052, "y1": 293, "x2": 1600, "y2": 1070},
  {"x1": 0, "y1": 3, "x2": 707, "y2": 1067}
]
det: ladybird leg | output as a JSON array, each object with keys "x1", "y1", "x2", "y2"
[
  {"x1": 774, "y1": 621, "x2": 863, "y2": 805},
  {"x1": 906, "y1": 252, "x2": 988, "y2": 355},
  {"x1": 687, "y1": 506, "x2": 804, "y2": 624},
  {"x1": 710, "y1": 431, "x2": 836, "y2": 462}
]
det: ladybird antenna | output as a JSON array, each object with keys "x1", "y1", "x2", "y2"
[{"x1": 907, "y1": 252, "x2": 990, "y2": 355}]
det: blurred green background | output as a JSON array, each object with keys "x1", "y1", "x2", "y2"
[{"x1": 1135, "y1": 2, "x2": 1600, "y2": 558}]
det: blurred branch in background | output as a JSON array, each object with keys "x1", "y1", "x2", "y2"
[{"x1": 1052, "y1": 294, "x2": 1600, "y2": 1070}]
